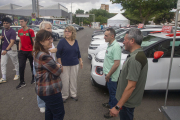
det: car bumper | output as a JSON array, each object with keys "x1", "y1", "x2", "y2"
[
  {"x1": 91, "y1": 57, "x2": 106, "y2": 86},
  {"x1": 88, "y1": 49, "x2": 96, "y2": 60}
]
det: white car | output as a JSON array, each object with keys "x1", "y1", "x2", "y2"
[
  {"x1": 52, "y1": 26, "x2": 64, "y2": 38},
  {"x1": 88, "y1": 28, "x2": 162, "y2": 60},
  {"x1": 91, "y1": 32, "x2": 180, "y2": 90},
  {"x1": 88, "y1": 31, "x2": 126, "y2": 60},
  {"x1": 10, "y1": 26, "x2": 37, "y2": 41},
  {"x1": 92, "y1": 28, "x2": 127, "y2": 41}
]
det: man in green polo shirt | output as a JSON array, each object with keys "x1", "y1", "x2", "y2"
[
  {"x1": 109, "y1": 28, "x2": 148, "y2": 120},
  {"x1": 102, "y1": 28, "x2": 121, "y2": 119}
]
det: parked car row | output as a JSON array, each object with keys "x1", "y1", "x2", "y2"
[{"x1": 89, "y1": 25, "x2": 180, "y2": 90}]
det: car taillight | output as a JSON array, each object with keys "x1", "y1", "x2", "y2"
[{"x1": 95, "y1": 66, "x2": 103, "y2": 76}]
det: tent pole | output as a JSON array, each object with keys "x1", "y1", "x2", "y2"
[{"x1": 164, "y1": 10, "x2": 179, "y2": 107}]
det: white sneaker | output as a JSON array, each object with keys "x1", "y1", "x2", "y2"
[
  {"x1": 39, "y1": 107, "x2": 45, "y2": 113},
  {"x1": 0, "y1": 78, "x2": 6, "y2": 83},
  {"x1": 13, "y1": 75, "x2": 19, "y2": 80}
]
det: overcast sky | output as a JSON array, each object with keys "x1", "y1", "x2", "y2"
[{"x1": 0, "y1": 0, "x2": 123, "y2": 13}]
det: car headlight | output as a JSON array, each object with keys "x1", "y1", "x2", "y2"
[
  {"x1": 95, "y1": 56, "x2": 104, "y2": 63},
  {"x1": 95, "y1": 66, "x2": 103, "y2": 75},
  {"x1": 89, "y1": 46, "x2": 98, "y2": 50}
]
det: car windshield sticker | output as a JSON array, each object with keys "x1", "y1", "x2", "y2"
[
  {"x1": 141, "y1": 41, "x2": 157, "y2": 47},
  {"x1": 170, "y1": 41, "x2": 180, "y2": 46}
]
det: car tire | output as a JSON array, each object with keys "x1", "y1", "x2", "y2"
[
  {"x1": 54, "y1": 36, "x2": 57, "y2": 41},
  {"x1": 57, "y1": 34, "x2": 59, "y2": 38},
  {"x1": 91, "y1": 77, "x2": 96, "y2": 86}
]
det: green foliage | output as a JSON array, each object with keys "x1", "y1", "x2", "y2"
[
  {"x1": 153, "y1": 10, "x2": 175, "y2": 24},
  {"x1": 111, "y1": 0, "x2": 177, "y2": 24},
  {"x1": 75, "y1": 9, "x2": 84, "y2": 14},
  {"x1": 73, "y1": 8, "x2": 116, "y2": 25}
]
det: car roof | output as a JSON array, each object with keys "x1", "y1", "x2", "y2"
[
  {"x1": 148, "y1": 33, "x2": 180, "y2": 39},
  {"x1": 140, "y1": 28, "x2": 162, "y2": 31}
]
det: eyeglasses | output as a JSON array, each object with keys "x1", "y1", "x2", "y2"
[
  {"x1": 47, "y1": 37, "x2": 53, "y2": 41},
  {"x1": 65, "y1": 31, "x2": 72, "y2": 33}
]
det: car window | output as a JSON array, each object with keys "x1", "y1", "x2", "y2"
[
  {"x1": 141, "y1": 31, "x2": 153, "y2": 37},
  {"x1": 172, "y1": 40, "x2": 180, "y2": 57},
  {"x1": 116, "y1": 33, "x2": 126, "y2": 42},
  {"x1": 145, "y1": 39, "x2": 180, "y2": 58}
]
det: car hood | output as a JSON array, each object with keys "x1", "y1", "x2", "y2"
[
  {"x1": 91, "y1": 40, "x2": 124, "y2": 46},
  {"x1": 93, "y1": 34, "x2": 104, "y2": 39},
  {"x1": 91, "y1": 40, "x2": 106, "y2": 45},
  {"x1": 96, "y1": 49, "x2": 128, "y2": 60}
]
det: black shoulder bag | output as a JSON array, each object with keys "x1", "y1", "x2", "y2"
[{"x1": 28, "y1": 29, "x2": 34, "y2": 46}]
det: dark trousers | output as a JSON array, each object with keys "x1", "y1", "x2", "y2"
[
  {"x1": 39, "y1": 92, "x2": 65, "y2": 120},
  {"x1": 119, "y1": 106, "x2": 135, "y2": 120},
  {"x1": 107, "y1": 78, "x2": 118, "y2": 108},
  {"x1": 18, "y1": 50, "x2": 34, "y2": 83}
]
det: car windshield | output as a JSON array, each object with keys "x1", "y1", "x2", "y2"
[
  {"x1": 122, "y1": 35, "x2": 162, "y2": 54},
  {"x1": 141, "y1": 31, "x2": 154, "y2": 37},
  {"x1": 115, "y1": 32, "x2": 126, "y2": 40},
  {"x1": 141, "y1": 35, "x2": 162, "y2": 49}
]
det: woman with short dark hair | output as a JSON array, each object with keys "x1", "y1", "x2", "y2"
[{"x1": 34, "y1": 30, "x2": 65, "y2": 120}]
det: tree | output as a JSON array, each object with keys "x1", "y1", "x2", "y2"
[
  {"x1": 111, "y1": 0, "x2": 177, "y2": 24},
  {"x1": 153, "y1": 10, "x2": 175, "y2": 24},
  {"x1": 75, "y1": 9, "x2": 84, "y2": 14}
]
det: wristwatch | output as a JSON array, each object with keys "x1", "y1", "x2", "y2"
[{"x1": 115, "y1": 105, "x2": 121, "y2": 111}]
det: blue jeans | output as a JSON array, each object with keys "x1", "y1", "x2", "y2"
[
  {"x1": 33, "y1": 65, "x2": 45, "y2": 108},
  {"x1": 39, "y1": 92, "x2": 65, "y2": 120},
  {"x1": 37, "y1": 95, "x2": 45, "y2": 108},
  {"x1": 119, "y1": 106, "x2": 135, "y2": 120},
  {"x1": 107, "y1": 78, "x2": 118, "y2": 108}
]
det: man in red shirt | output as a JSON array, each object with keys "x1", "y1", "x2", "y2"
[{"x1": 16, "y1": 17, "x2": 35, "y2": 89}]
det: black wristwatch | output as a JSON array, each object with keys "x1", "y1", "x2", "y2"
[
  {"x1": 5, "y1": 49, "x2": 8, "y2": 51},
  {"x1": 115, "y1": 105, "x2": 121, "y2": 111}
]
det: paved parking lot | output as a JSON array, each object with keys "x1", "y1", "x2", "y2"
[{"x1": 0, "y1": 27, "x2": 179, "y2": 120}]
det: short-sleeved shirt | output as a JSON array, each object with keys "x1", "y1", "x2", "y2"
[
  {"x1": 103, "y1": 40, "x2": 121, "y2": 82},
  {"x1": 56, "y1": 38, "x2": 81, "y2": 66},
  {"x1": 18, "y1": 28, "x2": 35, "y2": 51},
  {"x1": 116, "y1": 48, "x2": 148, "y2": 108},
  {"x1": 1, "y1": 28, "x2": 16, "y2": 50}
]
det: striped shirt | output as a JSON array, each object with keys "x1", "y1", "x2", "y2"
[{"x1": 34, "y1": 51, "x2": 62, "y2": 96}]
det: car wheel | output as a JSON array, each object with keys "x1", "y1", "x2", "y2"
[
  {"x1": 91, "y1": 77, "x2": 96, "y2": 86},
  {"x1": 54, "y1": 36, "x2": 57, "y2": 41},
  {"x1": 57, "y1": 34, "x2": 59, "y2": 38}
]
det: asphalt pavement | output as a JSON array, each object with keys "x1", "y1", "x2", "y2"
[{"x1": 0, "y1": 27, "x2": 179, "y2": 120}]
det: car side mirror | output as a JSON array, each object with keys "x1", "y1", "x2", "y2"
[{"x1": 153, "y1": 51, "x2": 164, "y2": 62}]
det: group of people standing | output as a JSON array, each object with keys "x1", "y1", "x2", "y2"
[
  {"x1": 0, "y1": 16, "x2": 148, "y2": 120},
  {"x1": 102, "y1": 28, "x2": 148, "y2": 120},
  {"x1": 0, "y1": 17, "x2": 83, "y2": 120}
]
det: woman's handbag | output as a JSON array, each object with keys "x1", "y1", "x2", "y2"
[{"x1": 4, "y1": 30, "x2": 17, "y2": 51}]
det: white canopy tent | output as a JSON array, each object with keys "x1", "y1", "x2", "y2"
[{"x1": 107, "y1": 12, "x2": 130, "y2": 27}]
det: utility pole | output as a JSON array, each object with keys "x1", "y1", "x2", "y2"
[
  {"x1": 71, "y1": 2, "x2": 73, "y2": 24},
  {"x1": 32, "y1": 0, "x2": 37, "y2": 15},
  {"x1": 37, "y1": 0, "x2": 39, "y2": 18}
]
